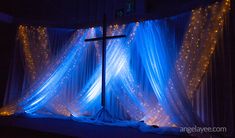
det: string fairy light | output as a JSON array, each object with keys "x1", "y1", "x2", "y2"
[
  {"x1": 18, "y1": 25, "x2": 51, "y2": 81},
  {"x1": 176, "y1": 0, "x2": 230, "y2": 99},
  {"x1": 0, "y1": 0, "x2": 230, "y2": 128},
  {"x1": 18, "y1": 25, "x2": 37, "y2": 80},
  {"x1": 36, "y1": 26, "x2": 50, "y2": 66}
]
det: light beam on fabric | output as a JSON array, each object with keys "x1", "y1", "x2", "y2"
[
  {"x1": 135, "y1": 20, "x2": 200, "y2": 126},
  {"x1": 0, "y1": 0, "x2": 230, "y2": 129},
  {"x1": 69, "y1": 24, "x2": 141, "y2": 117},
  {"x1": 19, "y1": 30, "x2": 90, "y2": 113}
]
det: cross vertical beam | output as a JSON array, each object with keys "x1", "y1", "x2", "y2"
[
  {"x1": 85, "y1": 14, "x2": 126, "y2": 111},
  {"x1": 101, "y1": 14, "x2": 106, "y2": 107}
]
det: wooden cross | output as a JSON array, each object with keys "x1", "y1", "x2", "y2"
[{"x1": 85, "y1": 14, "x2": 126, "y2": 110}]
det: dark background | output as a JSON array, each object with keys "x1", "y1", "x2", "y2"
[
  {"x1": 0, "y1": 0, "x2": 219, "y2": 27},
  {"x1": 0, "y1": 0, "x2": 234, "y2": 137},
  {"x1": 0, "y1": 0, "x2": 234, "y2": 129},
  {"x1": 0, "y1": 0, "x2": 225, "y2": 106},
  {"x1": 0, "y1": 0, "x2": 234, "y2": 111},
  {"x1": 0, "y1": 0, "x2": 234, "y2": 112}
]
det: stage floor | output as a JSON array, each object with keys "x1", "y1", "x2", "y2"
[{"x1": 0, "y1": 116, "x2": 193, "y2": 138}]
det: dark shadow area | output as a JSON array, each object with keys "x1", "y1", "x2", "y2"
[
  {"x1": 0, "y1": 116, "x2": 193, "y2": 138},
  {"x1": 0, "y1": 126, "x2": 73, "y2": 138},
  {"x1": 0, "y1": 23, "x2": 16, "y2": 107}
]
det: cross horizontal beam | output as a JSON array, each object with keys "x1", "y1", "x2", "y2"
[{"x1": 85, "y1": 35, "x2": 126, "y2": 42}]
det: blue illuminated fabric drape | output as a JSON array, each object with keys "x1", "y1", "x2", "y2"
[{"x1": 0, "y1": 0, "x2": 231, "y2": 131}]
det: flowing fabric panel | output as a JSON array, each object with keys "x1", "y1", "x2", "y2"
[{"x1": 0, "y1": 0, "x2": 230, "y2": 129}]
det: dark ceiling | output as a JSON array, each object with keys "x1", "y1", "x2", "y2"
[{"x1": 0, "y1": 0, "x2": 219, "y2": 28}]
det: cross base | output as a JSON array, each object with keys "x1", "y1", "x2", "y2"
[{"x1": 95, "y1": 107, "x2": 115, "y2": 122}]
